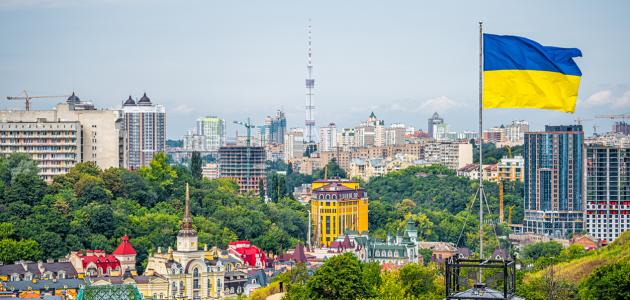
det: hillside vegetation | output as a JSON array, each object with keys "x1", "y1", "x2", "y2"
[{"x1": 518, "y1": 231, "x2": 630, "y2": 299}]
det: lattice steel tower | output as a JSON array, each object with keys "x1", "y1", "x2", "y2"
[{"x1": 305, "y1": 19, "x2": 316, "y2": 144}]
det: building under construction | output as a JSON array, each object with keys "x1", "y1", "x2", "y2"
[{"x1": 218, "y1": 145, "x2": 266, "y2": 193}]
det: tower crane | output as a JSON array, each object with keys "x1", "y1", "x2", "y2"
[
  {"x1": 233, "y1": 118, "x2": 256, "y2": 147},
  {"x1": 574, "y1": 117, "x2": 600, "y2": 135},
  {"x1": 233, "y1": 118, "x2": 257, "y2": 193},
  {"x1": 6, "y1": 90, "x2": 70, "y2": 111},
  {"x1": 595, "y1": 113, "x2": 630, "y2": 120}
]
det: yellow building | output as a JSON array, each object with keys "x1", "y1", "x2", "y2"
[{"x1": 310, "y1": 179, "x2": 368, "y2": 247}]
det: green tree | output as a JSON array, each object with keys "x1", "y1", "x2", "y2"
[
  {"x1": 140, "y1": 152, "x2": 177, "y2": 200},
  {"x1": 361, "y1": 262, "x2": 382, "y2": 297},
  {"x1": 75, "y1": 175, "x2": 113, "y2": 204},
  {"x1": 306, "y1": 252, "x2": 369, "y2": 300},
  {"x1": 0, "y1": 238, "x2": 41, "y2": 263},
  {"x1": 191, "y1": 151, "x2": 203, "y2": 180},
  {"x1": 378, "y1": 271, "x2": 407, "y2": 300},
  {"x1": 313, "y1": 158, "x2": 347, "y2": 179},
  {"x1": 579, "y1": 261, "x2": 630, "y2": 300},
  {"x1": 3, "y1": 172, "x2": 46, "y2": 205},
  {"x1": 523, "y1": 241, "x2": 563, "y2": 260},
  {"x1": 0, "y1": 222, "x2": 15, "y2": 239},
  {"x1": 258, "y1": 179, "x2": 265, "y2": 199},
  {"x1": 399, "y1": 263, "x2": 440, "y2": 298}
]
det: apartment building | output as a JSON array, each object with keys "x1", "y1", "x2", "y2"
[{"x1": 0, "y1": 120, "x2": 81, "y2": 182}]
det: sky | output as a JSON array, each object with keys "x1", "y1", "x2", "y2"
[{"x1": 0, "y1": 0, "x2": 629, "y2": 139}]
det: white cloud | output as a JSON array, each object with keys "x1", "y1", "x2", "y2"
[
  {"x1": 171, "y1": 104, "x2": 194, "y2": 114},
  {"x1": 584, "y1": 89, "x2": 630, "y2": 108},
  {"x1": 613, "y1": 91, "x2": 630, "y2": 108},
  {"x1": 585, "y1": 90, "x2": 612, "y2": 106},
  {"x1": 418, "y1": 96, "x2": 460, "y2": 112}
]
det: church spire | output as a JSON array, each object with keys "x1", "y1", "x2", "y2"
[
  {"x1": 176, "y1": 182, "x2": 198, "y2": 252},
  {"x1": 181, "y1": 183, "x2": 193, "y2": 230}
]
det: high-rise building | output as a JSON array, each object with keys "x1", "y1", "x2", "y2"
[
  {"x1": 122, "y1": 93, "x2": 166, "y2": 169},
  {"x1": 483, "y1": 126, "x2": 507, "y2": 144},
  {"x1": 183, "y1": 129, "x2": 206, "y2": 152},
  {"x1": 433, "y1": 123, "x2": 450, "y2": 141},
  {"x1": 613, "y1": 121, "x2": 630, "y2": 135},
  {"x1": 354, "y1": 125, "x2": 375, "y2": 148},
  {"x1": 270, "y1": 110, "x2": 286, "y2": 145},
  {"x1": 0, "y1": 93, "x2": 124, "y2": 180},
  {"x1": 218, "y1": 146, "x2": 266, "y2": 193},
  {"x1": 427, "y1": 112, "x2": 444, "y2": 139},
  {"x1": 319, "y1": 123, "x2": 337, "y2": 152},
  {"x1": 310, "y1": 179, "x2": 368, "y2": 247},
  {"x1": 284, "y1": 128, "x2": 305, "y2": 161},
  {"x1": 385, "y1": 127, "x2": 405, "y2": 146},
  {"x1": 506, "y1": 120, "x2": 530, "y2": 143},
  {"x1": 523, "y1": 125, "x2": 584, "y2": 237},
  {"x1": 196, "y1": 116, "x2": 225, "y2": 153},
  {"x1": 336, "y1": 128, "x2": 355, "y2": 151},
  {"x1": 585, "y1": 143, "x2": 630, "y2": 242},
  {"x1": 354, "y1": 112, "x2": 383, "y2": 148}
]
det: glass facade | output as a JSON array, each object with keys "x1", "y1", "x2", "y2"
[{"x1": 523, "y1": 125, "x2": 584, "y2": 237}]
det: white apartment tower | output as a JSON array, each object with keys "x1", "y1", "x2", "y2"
[
  {"x1": 319, "y1": 123, "x2": 337, "y2": 152},
  {"x1": 196, "y1": 116, "x2": 225, "y2": 153},
  {"x1": 284, "y1": 128, "x2": 305, "y2": 161},
  {"x1": 122, "y1": 93, "x2": 166, "y2": 169}
]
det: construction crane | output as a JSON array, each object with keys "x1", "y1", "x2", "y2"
[
  {"x1": 233, "y1": 118, "x2": 255, "y2": 147},
  {"x1": 233, "y1": 118, "x2": 257, "y2": 193},
  {"x1": 6, "y1": 90, "x2": 70, "y2": 111},
  {"x1": 596, "y1": 113, "x2": 630, "y2": 120},
  {"x1": 574, "y1": 117, "x2": 601, "y2": 135},
  {"x1": 507, "y1": 205, "x2": 515, "y2": 226},
  {"x1": 499, "y1": 179, "x2": 504, "y2": 224}
]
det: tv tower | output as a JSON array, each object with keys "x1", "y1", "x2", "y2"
[{"x1": 305, "y1": 19, "x2": 316, "y2": 144}]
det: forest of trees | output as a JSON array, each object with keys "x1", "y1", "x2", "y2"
[
  {"x1": 0, "y1": 153, "x2": 307, "y2": 271},
  {"x1": 364, "y1": 165, "x2": 523, "y2": 255}
]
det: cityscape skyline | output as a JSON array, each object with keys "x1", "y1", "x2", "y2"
[{"x1": 1, "y1": 1, "x2": 629, "y2": 138}]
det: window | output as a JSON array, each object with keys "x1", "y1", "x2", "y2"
[{"x1": 193, "y1": 267, "x2": 200, "y2": 289}]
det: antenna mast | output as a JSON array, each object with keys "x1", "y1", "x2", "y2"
[{"x1": 305, "y1": 19, "x2": 316, "y2": 144}]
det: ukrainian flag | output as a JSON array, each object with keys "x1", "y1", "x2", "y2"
[{"x1": 483, "y1": 34, "x2": 582, "y2": 113}]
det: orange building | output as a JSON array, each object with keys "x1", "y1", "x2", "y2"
[{"x1": 310, "y1": 179, "x2": 368, "y2": 247}]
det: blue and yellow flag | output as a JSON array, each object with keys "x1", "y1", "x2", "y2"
[{"x1": 483, "y1": 34, "x2": 582, "y2": 113}]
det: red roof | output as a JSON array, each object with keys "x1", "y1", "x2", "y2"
[
  {"x1": 79, "y1": 254, "x2": 121, "y2": 272},
  {"x1": 228, "y1": 240, "x2": 267, "y2": 269},
  {"x1": 113, "y1": 235, "x2": 137, "y2": 255}
]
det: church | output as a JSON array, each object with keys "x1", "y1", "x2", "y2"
[{"x1": 145, "y1": 183, "x2": 226, "y2": 299}]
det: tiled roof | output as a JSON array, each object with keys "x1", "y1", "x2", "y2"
[
  {"x1": 112, "y1": 235, "x2": 137, "y2": 255},
  {"x1": 0, "y1": 262, "x2": 77, "y2": 278},
  {"x1": 1, "y1": 278, "x2": 85, "y2": 291}
]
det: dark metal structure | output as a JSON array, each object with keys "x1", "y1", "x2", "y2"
[
  {"x1": 445, "y1": 257, "x2": 522, "y2": 300},
  {"x1": 77, "y1": 284, "x2": 143, "y2": 300}
]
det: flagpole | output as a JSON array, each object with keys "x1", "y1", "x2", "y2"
[{"x1": 478, "y1": 21, "x2": 484, "y2": 284}]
